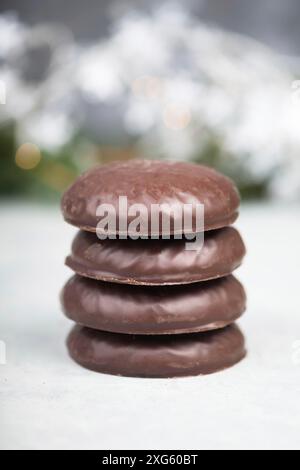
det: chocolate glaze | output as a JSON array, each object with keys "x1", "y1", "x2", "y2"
[
  {"x1": 61, "y1": 275, "x2": 246, "y2": 334},
  {"x1": 67, "y1": 324, "x2": 246, "y2": 378},
  {"x1": 61, "y1": 160, "x2": 240, "y2": 235},
  {"x1": 66, "y1": 226, "x2": 246, "y2": 285}
]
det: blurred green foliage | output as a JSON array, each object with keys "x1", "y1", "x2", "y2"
[
  {"x1": 193, "y1": 137, "x2": 270, "y2": 200},
  {"x1": 0, "y1": 125, "x2": 268, "y2": 201},
  {"x1": 0, "y1": 124, "x2": 79, "y2": 201}
]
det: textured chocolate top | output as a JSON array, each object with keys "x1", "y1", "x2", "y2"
[
  {"x1": 66, "y1": 227, "x2": 246, "y2": 285},
  {"x1": 62, "y1": 275, "x2": 246, "y2": 334},
  {"x1": 61, "y1": 160, "x2": 240, "y2": 234},
  {"x1": 67, "y1": 324, "x2": 246, "y2": 378}
]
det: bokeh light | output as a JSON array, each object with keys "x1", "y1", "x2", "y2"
[
  {"x1": 15, "y1": 143, "x2": 41, "y2": 170},
  {"x1": 163, "y1": 104, "x2": 191, "y2": 130},
  {"x1": 131, "y1": 75, "x2": 163, "y2": 100}
]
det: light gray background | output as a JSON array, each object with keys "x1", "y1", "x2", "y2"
[
  {"x1": 1, "y1": 203, "x2": 299, "y2": 450},
  {"x1": 1, "y1": 0, "x2": 300, "y2": 55}
]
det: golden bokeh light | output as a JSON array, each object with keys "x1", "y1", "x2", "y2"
[
  {"x1": 15, "y1": 143, "x2": 41, "y2": 170},
  {"x1": 39, "y1": 162, "x2": 77, "y2": 192},
  {"x1": 131, "y1": 75, "x2": 163, "y2": 99},
  {"x1": 163, "y1": 104, "x2": 191, "y2": 130}
]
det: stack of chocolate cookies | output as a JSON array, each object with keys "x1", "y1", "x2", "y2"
[{"x1": 61, "y1": 160, "x2": 246, "y2": 378}]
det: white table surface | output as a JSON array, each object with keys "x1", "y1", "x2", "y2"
[{"x1": 0, "y1": 201, "x2": 300, "y2": 450}]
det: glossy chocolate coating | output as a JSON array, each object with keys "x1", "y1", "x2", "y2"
[
  {"x1": 61, "y1": 160, "x2": 240, "y2": 235},
  {"x1": 66, "y1": 226, "x2": 246, "y2": 285},
  {"x1": 67, "y1": 324, "x2": 246, "y2": 378},
  {"x1": 62, "y1": 275, "x2": 246, "y2": 334}
]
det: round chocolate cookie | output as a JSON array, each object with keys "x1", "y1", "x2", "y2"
[
  {"x1": 61, "y1": 160, "x2": 240, "y2": 235},
  {"x1": 65, "y1": 226, "x2": 246, "y2": 285},
  {"x1": 62, "y1": 275, "x2": 246, "y2": 335},
  {"x1": 67, "y1": 324, "x2": 246, "y2": 378}
]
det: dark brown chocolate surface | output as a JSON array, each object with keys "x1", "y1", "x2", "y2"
[
  {"x1": 66, "y1": 226, "x2": 246, "y2": 285},
  {"x1": 67, "y1": 324, "x2": 246, "y2": 378},
  {"x1": 61, "y1": 160, "x2": 240, "y2": 234},
  {"x1": 62, "y1": 275, "x2": 246, "y2": 334}
]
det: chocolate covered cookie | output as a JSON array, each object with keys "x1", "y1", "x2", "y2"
[
  {"x1": 67, "y1": 324, "x2": 246, "y2": 378},
  {"x1": 61, "y1": 159, "x2": 247, "y2": 378},
  {"x1": 66, "y1": 226, "x2": 246, "y2": 285},
  {"x1": 62, "y1": 160, "x2": 240, "y2": 235},
  {"x1": 62, "y1": 275, "x2": 246, "y2": 334}
]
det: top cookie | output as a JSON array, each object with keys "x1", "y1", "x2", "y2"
[{"x1": 61, "y1": 160, "x2": 240, "y2": 235}]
